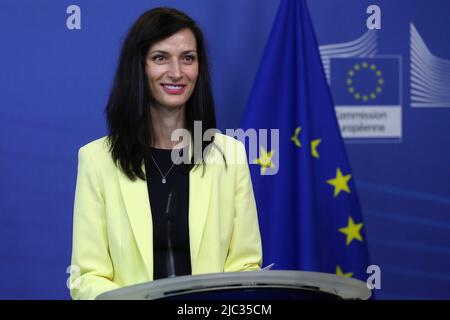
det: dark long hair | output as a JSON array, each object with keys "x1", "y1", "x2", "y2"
[{"x1": 105, "y1": 7, "x2": 217, "y2": 181}]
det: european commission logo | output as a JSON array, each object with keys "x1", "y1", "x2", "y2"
[
  {"x1": 320, "y1": 21, "x2": 450, "y2": 142},
  {"x1": 330, "y1": 57, "x2": 402, "y2": 140}
]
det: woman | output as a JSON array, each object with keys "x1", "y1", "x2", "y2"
[{"x1": 69, "y1": 7, "x2": 262, "y2": 300}]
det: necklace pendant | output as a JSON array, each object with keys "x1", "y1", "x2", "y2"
[{"x1": 162, "y1": 178, "x2": 166, "y2": 184}]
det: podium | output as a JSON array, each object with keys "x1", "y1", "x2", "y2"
[{"x1": 96, "y1": 270, "x2": 371, "y2": 300}]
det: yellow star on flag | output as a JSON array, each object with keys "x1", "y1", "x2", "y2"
[
  {"x1": 339, "y1": 216, "x2": 364, "y2": 246},
  {"x1": 336, "y1": 265, "x2": 353, "y2": 278},
  {"x1": 253, "y1": 147, "x2": 275, "y2": 175},
  {"x1": 311, "y1": 139, "x2": 321, "y2": 158},
  {"x1": 327, "y1": 168, "x2": 352, "y2": 197},
  {"x1": 291, "y1": 127, "x2": 301, "y2": 147}
]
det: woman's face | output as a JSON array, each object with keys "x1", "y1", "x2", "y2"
[{"x1": 145, "y1": 28, "x2": 199, "y2": 109}]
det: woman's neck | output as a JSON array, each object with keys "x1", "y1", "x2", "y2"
[{"x1": 149, "y1": 104, "x2": 187, "y2": 149}]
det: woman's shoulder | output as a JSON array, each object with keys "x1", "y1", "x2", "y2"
[
  {"x1": 77, "y1": 136, "x2": 112, "y2": 164},
  {"x1": 213, "y1": 132, "x2": 241, "y2": 146},
  {"x1": 213, "y1": 132, "x2": 245, "y2": 151},
  {"x1": 212, "y1": 132, "x2": 247, "y2": 164}
]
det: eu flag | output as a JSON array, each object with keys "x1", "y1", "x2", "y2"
[{"x1": 240, "y1": 0, "x2": 370, "y2": 281}]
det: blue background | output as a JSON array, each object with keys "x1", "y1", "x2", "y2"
[{"x1": 0, "y1": 0, "x2": 449, "y2": 299}]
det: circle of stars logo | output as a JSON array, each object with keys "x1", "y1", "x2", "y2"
[{"x1": 346, "y1": 62, "x2": 384, "y2": 102}]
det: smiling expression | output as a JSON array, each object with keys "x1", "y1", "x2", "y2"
[{"x1": 145, "y1": 28, "x2": 199, "y2": 109}]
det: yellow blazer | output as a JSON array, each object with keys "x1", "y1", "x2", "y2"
[{"x1": 70, "y1": 133, "x2": 262, "y2": 300}]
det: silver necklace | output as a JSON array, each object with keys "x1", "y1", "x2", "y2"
[{"x1": 150, "y1": 154, "x2": 175, "y2": 184}]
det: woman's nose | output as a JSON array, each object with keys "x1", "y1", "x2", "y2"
[{"x1": 167, "y1": 59, "x2": 182, "y2": 79}]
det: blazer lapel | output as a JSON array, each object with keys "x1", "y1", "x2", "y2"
[
  {"x1": 188, "y1": 139, "x2": 215, "y2": 271},
  {"x1": 189, "y1": 163, "x2": 213, "y2": 271},
  {"x1": 117, "y1": 162, "x2": 153, "y2": 279}
]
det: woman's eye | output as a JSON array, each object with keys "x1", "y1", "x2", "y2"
[
  {"x1": 183, "y1": 55, "x2": 196, "y2": 64},
  {"x1": 152, "y1": 55, "x2": 166, "y2": 63}
]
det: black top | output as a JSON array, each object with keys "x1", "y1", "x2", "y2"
[{"x1": 144, "y1": 146, "x2": 191, "y2": 280}]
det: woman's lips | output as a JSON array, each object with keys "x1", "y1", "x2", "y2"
[{"x1": 161, "y1": 83, "x2": 187, "y2": 95}]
